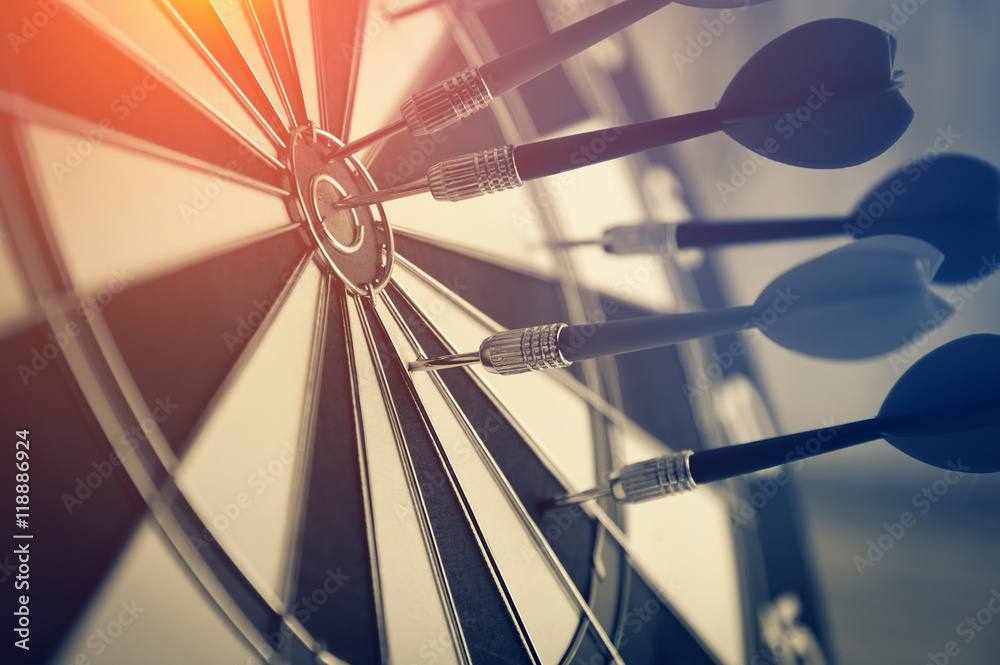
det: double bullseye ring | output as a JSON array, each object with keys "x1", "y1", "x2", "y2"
[
  {"x1": 310, "y1": 174, "x2": 364, "y2": 254},
  {"x1": 286, "y1": 124, "x2": 394, "y2": 297}
]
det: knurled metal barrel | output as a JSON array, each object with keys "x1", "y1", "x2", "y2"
[
  {"x1": 427, "y1": 146, "x2": 522, "y2": 202},
  {"x1": 400, "y1": 66, "x2": 493, "y2": 136},
  {"x1": 609, "y1": 451, "x2": 696, "y2": 503},
  {"x1": 479, "y1": 323, "x2": 570, "y2": 375}
]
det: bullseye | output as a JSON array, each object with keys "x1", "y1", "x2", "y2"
[
  {"x1": 286, "y1": 124, "x2": 394, "y2": 297},
  {"x1": 310, "y1": 174, "x2": 365, "y2": 254}
]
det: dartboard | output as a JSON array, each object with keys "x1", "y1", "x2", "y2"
[{"x1": 0, "y1": 1, "x2": 827, "y2": 663}]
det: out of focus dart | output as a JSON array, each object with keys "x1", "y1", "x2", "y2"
[{"x1": 408, "y1": 235, "x2": 950, "y2": 373}]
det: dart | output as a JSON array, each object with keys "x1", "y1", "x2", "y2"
[
  {"x1": 408, "y1": 235, "x2": 951, "y2": 373},
  {"x1": 336, "y1": 19, "x2": 912, "y2": 206},
  {"x1": 559, "y1": 155, "x2": 1000, "y2": 284},
  {"x1": 332, "y1": 0, "x2": 772, "y2": 158},
  {"x1": 553, "y1": 333, "x2": 1000, "y2": 505}
]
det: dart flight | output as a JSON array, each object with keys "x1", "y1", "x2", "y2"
[
  {"x1": 409, "y1": 235, "x2": 951, "y2": 373},
  {"x1": 333, "y1": 0, "x2": 773, "y2": 157},
  {"x1": 338, "y1": 19, "x2": 912, "y2": 207},
  {"x1": 554, "y1": 333, "x2": 1000, "y2": 506},
  {"x1": 561, "y1": 155, "x2": 1000, "y2": 284}
]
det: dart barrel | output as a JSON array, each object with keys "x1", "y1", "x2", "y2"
[
  {"x1": 479, "y1": 323, "x2": 571, "y2": 375},
  {"x1": 427, "y1": 146, "x2": 523, "y2": 202},
  {"x1": 400, "y1": 66, "x2": 493, "y2": 136},
  {"x1": 608, "y1": 451, "x2": 698, "y2": 503}
]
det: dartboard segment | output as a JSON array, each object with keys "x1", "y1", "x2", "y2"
[
  {"x1": 157, "y1": 0, "x2": 291, "y2": 144},
  {"x1": 99, "y1": 229, "x2": 310, "y2": 455},
  {"x1": 244, "y1": 0, "x2": 311, "y2": 127},
  {"x1": 286, "y1": 282, "x2": 383, "y2": 665},
  {"x1": 0, "y1": 322, "x2": 146, "y2": 665},
  {"x1": 382, "y1": 271, "x2": 726, "y2": 665},
  {"x1": 376, "y1": 289, "x2": 616, "y2": 665},
  {"x1": 310, "y1": 0, "x2": 368, "y2": 140},
  {"x1": 0, "y1": 0, "x2": 288, "y2": 192},
  {"x1": 354, "y1": 295, "x2": 539, "y2": 665}
]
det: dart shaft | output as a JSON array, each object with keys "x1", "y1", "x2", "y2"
[
  {"x1": 335, "y1": 178, "x2": 430, "y2": 207},
  {"x1": 557, "y1": 418, "x2": 884, "y2": 505},
  {"x1": 481, "y1": 0, "x2": 672, "y2": 96},
  {"x1": 595, "y1": 218, "x2": 855, "y2": 254},
  {"x1": 331, "y1": 119, "x2": 407, "y2": 159},
  {"x1": 347, "y1": 0, "x2": 677, "y2": 155},
  {"x1": 694, "y1": 397, "x2": 999, "y2": 487},
  {"x1": 514, "y1": 108, "x2": 724, "y2": 182},
  {"x1": 676, "y1": 217, "x2": 850, "y2": 248},
  {"x1": 393, "y1": 79, "x2": 906, "y2": 204},
  {"x1": 690, "y1": 418, "x2": 878, "y2": 485},
  {"x1": 583, "y1": 211, "x2": 992, "y2": 255},
  {"x1": 409, "y1": 308, "x2": 756, "y2": 375},
  {"x1": 554, "y1": 375, "x2": 999, "y2": 506},
  {"x1": 675, "y1": 215, "x2": 992, "y2": 249},
  {"x1": 558, "y1": 306, "x2": 754, "y2": 363},
  {"x1": 411, "y1": 0, "x2": 675, "y2": 131},
  {"x1": 408, "y1": 351, "x2": 481, "y2": 372},
  {"x1": 514, "y1": 80, "x2": 905, "y2": 184}
]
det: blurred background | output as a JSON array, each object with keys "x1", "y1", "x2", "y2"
[{"x1": 623, "y1": 1, "x2": 1000, "y2": 662}]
